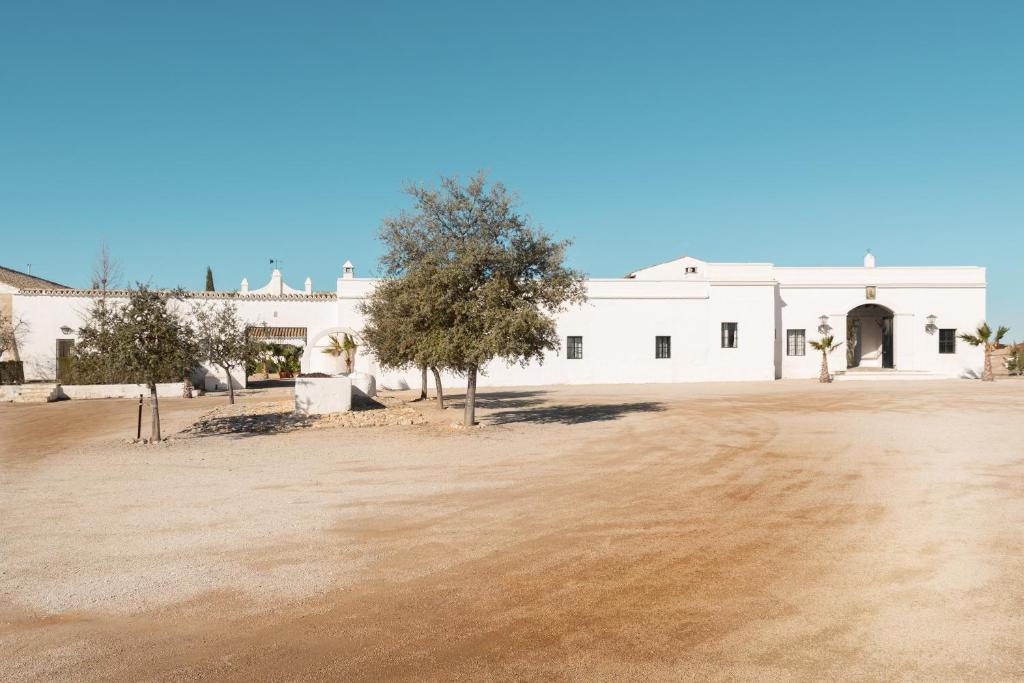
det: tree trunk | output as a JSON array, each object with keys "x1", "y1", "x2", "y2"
[
  {"x1": 983, "y1": 347, "x2": 994, "y2": 382},
  {"x1": 150, "y1": 384, "x2": 161, "y2": 442},
  {"x1": 419, "y1": 365, "x2": 428, "y2": 400},
  {"x1": 224, "y1": 366, "x2": 235, "y2": 404},
  {"x1": 464, "y1": 366, "x2": 477, "y2": 427},
  {"x1": 819, "y1": 351, "x2": 831, "y2": 383},
  {"x1": 182, "y1": 374, "x2": 193, "y2": 399},
  {"x1": 430, "y1": 366, "x2": 445, "y2": 409}
]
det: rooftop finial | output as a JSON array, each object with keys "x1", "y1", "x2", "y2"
[{"x1": 864, "y1": 249, "x2": 876, "y2": 268}]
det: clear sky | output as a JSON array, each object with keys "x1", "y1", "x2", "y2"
[{"x1": 2, "y1": 1, "x2": 1021, "y2": 334}]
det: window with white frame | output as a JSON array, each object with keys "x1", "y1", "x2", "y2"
[
  {"x1": 786, "y1": 329, "x2": 806, "y2": 356},
  {"x1": 566, "y1": 335, "x2": 583, "y2": 359},
  {"x1": 938, "y1": 329, "x2": 956, "y2": 354},
  {"x1": 655, "y1": 336, "x2": 671, "y2": 359}
]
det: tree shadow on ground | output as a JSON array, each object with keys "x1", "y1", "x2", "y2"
[
  {"x1": 187, "y1": 411, "x2": 314, "y2": 438},
  {"x1": 187, "y1": 395, "x2": 387, "y2": 438},
  {"x1": 486, "y1": 401, "x2": 666, "y2": 425},
  {"x1": 462, "y1": 390, "x2": 549, "y2": 410}
]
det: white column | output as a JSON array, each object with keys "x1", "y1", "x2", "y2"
[{"x1": 894, "y1": 313, "x2": 915, "y2": 371}]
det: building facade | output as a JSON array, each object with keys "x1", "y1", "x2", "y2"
[{"x1": 3, "y1": 251, "x2": 986, "y2": 388}]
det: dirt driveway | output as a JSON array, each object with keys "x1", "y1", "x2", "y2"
[{"x1": 2, "y1": 380, "x2": 1023, "y2": 680}]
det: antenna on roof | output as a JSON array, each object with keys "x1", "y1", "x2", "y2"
[{"x1": 26, "y1": 263, "x2": 32, "y2": 274}]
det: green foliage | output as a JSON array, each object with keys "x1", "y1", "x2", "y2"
[
  {"x1": 809, "y1": 335, "x2": 842, "y2": 353},
  {"x1": 71, "y1": 287, "x2": 198, "y2": 386},
  {"x1": 1004, "y1": 343, "x2": 1023, "y2": 376},
  {"x1": 959, "y1": 323, "x2": 1010, "y2": 348},
  {"x1": 363, "y1": 172, "x2": 587, "y2": 424},
  {"x1": 205, "y1": 266, "x2": 215, "y2": 292},
  {"x1": 192, "y1": 301, "x2": 262, "y2": 401},
  {"x1": 321, "y1": 333, "x2": 358, "y2": 373}
]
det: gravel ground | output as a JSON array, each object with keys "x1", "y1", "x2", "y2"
[{"x1": 1, "y1": 380, "x2": 1023, "y2": 681}]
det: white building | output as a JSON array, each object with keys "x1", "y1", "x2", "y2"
[{"x1": 2, "y1": 250, "x2": 986, "y2": 388}]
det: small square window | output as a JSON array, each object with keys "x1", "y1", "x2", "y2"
[
  {"x1": 939, "y1": 329, "x2": 956, "y2": 354},
  {"x1": 786, "y1": 329, "x2": 806, "y2": 356},
  {"x1": 566, "y1": 336, "x2": 583, "y2": 360},
  {"x1": 684, "y1": 266, "x2": 698, "y2": 274},
  {"x1": 721, "y1": 323, "x2": 738, "y2": 348},
  {"x1": 655, "y1": 336, "x2": 671, "y2": 359}
]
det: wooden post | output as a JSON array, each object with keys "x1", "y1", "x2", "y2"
[{"x1": 136, "y1": 394, "x2": 143, "y2": 439}]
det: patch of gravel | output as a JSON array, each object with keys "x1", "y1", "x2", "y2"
[{"x1": 185, "y1": 393, "x2": 426, "y2": 437}]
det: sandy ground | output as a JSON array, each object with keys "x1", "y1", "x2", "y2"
[{"x1": 1, "y1": 379, "x2": 1023, "y2": 681}]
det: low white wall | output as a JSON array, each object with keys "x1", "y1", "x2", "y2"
[
  {"x1": 60, "y1": 383, "x2": 186, "y2": 400},
  {"x1": 0, "y1": 386, "x2": 18, "y2": 402},
  {"x1": 294, "y1": 377, "x2": 352, "y2": 415}
]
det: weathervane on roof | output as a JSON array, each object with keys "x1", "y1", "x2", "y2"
[{"x1": 269, "y1": 258, "x2": 284, "y2": 270}]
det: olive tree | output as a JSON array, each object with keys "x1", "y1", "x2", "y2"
[
  {"x1": 192, "y1": 300, "x2": 260, "y2": 404},
  {"x1": 74, "y1": 286, "x2": 198, "y2": 441},
  {"x1": 367, "y1": 172, "x2": 586, "y2": 426},
  {"x1": 360, "y1": 265, "x2": 454, "y2": 409}
]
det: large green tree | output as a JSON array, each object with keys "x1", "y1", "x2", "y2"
[
  {"x1": 360, "y1": 264, "x2": 453, "y2": 409},
  {"x1": 366, "y1": 173, "x2": 586, "y2": 426},
  {"x1": 74, "y1": 286, "x2": 198, "y2": 441}
]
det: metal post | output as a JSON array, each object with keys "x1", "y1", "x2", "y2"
[{"x1": 137, "y1": 394, "x2": 143, "y2": 440}]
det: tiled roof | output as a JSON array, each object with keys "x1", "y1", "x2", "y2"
[
  {"x1": 0, "y1": 265, "x2": 70, "y2": 290},
  {"x1": 247, "y1": 326, "x2": 308, "y2": 340}
]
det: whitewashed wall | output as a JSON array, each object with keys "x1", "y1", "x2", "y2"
[{"x1": 11, "y1": 258, "x2": 988, "y2": 387}]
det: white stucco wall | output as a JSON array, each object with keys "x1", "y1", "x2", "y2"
[{"x1": 10, "y1": 257, "x2": 988, "y2": 387}]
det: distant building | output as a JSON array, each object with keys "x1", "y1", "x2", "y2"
[{"x1": 3, "y1": 250, "x2": 986, "y2": 388}]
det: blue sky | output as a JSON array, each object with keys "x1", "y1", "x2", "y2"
[{"x1": 2, "y1": 1, "x2": 1021, "y2": 334}]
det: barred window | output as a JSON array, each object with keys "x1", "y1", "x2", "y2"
[
  {"x1": 566, "y1": 336, "x2": 583, "y2": 360},
  {"x1": 655, "y1": 336, "x2": 671, "y2": 359},
  {"x1": 786, "y1": 329, "x2": 806, "y2": 356},
  {"x1": 721, "y1": 323, "x2": 738, "y2": 348},
  {"x1": 939, "y1": 329, "x2": 956, "y2": 354}
]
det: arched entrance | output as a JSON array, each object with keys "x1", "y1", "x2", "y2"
[{"x1": 847, "y1": 304, "x2": 894, "y2": 369}]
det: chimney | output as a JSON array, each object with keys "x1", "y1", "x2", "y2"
[
  {"x1": 863, "y1": 249, "x2": 876, "y2": 268},
  {"x1": 240, "y1": 278, "x2": 249, "y2": 293},
  {"x1": 343, "y1": 260, "x2": 354, "y2": 280},
  {"x1": 304, "y1": 277, "x2": 312, "y2": 294}
]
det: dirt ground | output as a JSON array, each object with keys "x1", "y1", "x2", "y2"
[{"x1": 2, "y1": 380, "x2": 1023, "y2": 681}]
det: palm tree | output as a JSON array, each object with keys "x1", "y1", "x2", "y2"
[
  {"x1": 808, "y1": 335, "x2": 843, "y2": 383},
  {"x1": 959, "y1": 323, "x2": 1009, "y2": 382},
  {"x1": 321, "y1": 333, "x2": 358, "y2": 373}
]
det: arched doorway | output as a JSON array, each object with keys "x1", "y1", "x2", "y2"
[{"x1": 847, "y1": 304, "x2": 894, "y2": 369}]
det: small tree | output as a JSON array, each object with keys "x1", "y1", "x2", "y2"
[
  {"x1": 809, "y1": 335, "x2": 843, "y2": 383},
  {"x1": 75, "y1": 286, "x2": 197, "y2": 441},
  {"x1": 322, "y1": 333, "x2": 358, "y2": 373},
  {"x1": 372, "y1": 173, "x2": 586, "y2": 426},
  {"x1": 959, "y1": 323, "x2": 1010, "y2": 382},
  {"x1": 0, "y1": 311, "x2": 29, "y2": 361},
  {"x1": 205, "y1": 266, "x2": 215, "y2": 292},
  {"x1": 360, "y1": 260, "x2": 458, "y2": 410},
  {"x1": 192, "y1": 301, "x2": 260, "y2": 404},
  {"x1": 90, "y1": 241, "x2": 123, "y2": 293}
]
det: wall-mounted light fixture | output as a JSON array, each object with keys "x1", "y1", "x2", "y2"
[
  {"x1": 59, "y1": 326, "x2": 73, "y2": 335},
  {"x1": 818, "y1": 315, "x2": 832, "y2": 335},
  {"x1": 925, "y1": 314, "x2": 937, "y2": 334}
]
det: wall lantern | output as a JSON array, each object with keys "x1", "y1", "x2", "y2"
[
  {"x1": 59, "y1": 326, "x2": 73, "y2": 335},
  {"x1": 818, "y1": 315, "x2": 832, "y2": 334},
  {"x1": 925, "y1": 314, "x2": 938, "y2": 334}
]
